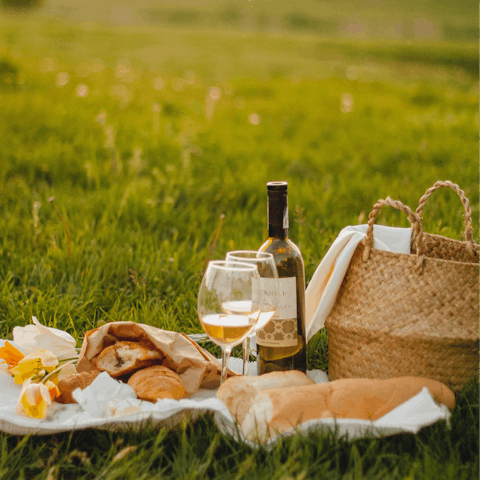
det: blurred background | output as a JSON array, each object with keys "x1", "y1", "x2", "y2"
[
  {"x1": 2, "y1": 0, "x2": 477, "y2": 42},
  {"x1": 1, "y1": 0, "x2": 477, "y2": 79}
]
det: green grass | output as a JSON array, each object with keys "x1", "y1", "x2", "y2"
[
  {"x1": 26, "y1": 0, "x2": 480, "y2": 44},
  {"x1": 0, "y1": 0, "x2": 478, "y2": 478}
]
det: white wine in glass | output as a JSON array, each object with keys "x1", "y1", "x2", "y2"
[
  {"x1": 225, "y1": 251, "x2": 278, "y2": 375},
  {"x1": 197, "y1": 260, "x2": 261, "y2": 384}
]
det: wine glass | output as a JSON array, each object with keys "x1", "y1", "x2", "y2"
[
  {"x1": 225, "y1": 251, "x2": 278, "y2": 375},
  {"x1": 197, "y1": 260, "x2": 261, "y2": 385}
]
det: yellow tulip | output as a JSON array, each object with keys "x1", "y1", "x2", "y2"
[
  {"x1": 9, "y1": 349, "x2": 58, "y2": 385},
  {"x1": 44, "y1": 380, "x2": 60, "y2": 401},
  {"x1": 17, "y1": 380, "x2": 52, "y2": 419},
  {"x1": 0, "y1": 340, "x2": 24, "y2": 368}
]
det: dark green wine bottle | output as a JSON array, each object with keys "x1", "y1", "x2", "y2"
[{"x1": 257, "y1": 181, "x2": 307, "y2": 374}]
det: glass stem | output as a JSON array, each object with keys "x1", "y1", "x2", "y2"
[
  {"x1": 242, "y1": 337, "x2": 249, "y2": 376},
  {"x1": 221, "y1": 347, "x2": 232, "y2": 385}
]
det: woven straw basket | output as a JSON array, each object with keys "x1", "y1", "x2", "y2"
[{"x1": 325, "y1": 181, "x2": 479, "y2": 393}]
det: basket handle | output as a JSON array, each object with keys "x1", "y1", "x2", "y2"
[
  {"x1": 414, "y1": 180, "x2": 475, "y2": 257},
  {"x1": 363, "y1": 197, "x2": 424, "y2": 273}
]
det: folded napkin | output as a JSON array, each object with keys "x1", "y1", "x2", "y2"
[{"x1": 305, "y1": 224, "x2": 412, "y2": 342}]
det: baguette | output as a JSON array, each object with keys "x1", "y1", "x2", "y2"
[
  {"x1": 240, "y1": 376, "x2": 455, "y2": 441},
  {"x1": 216, "y1": 371, "x2": 314, "y2": 425}
]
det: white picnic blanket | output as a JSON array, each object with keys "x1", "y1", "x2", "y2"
[
  {"x1": 0, "y1": 339, "x2": 450, "y2": 445},
  {"x1": 305, "y1": 224, "x2": 412, "y2": 341}
]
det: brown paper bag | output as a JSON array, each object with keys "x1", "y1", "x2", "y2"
[{"x1": 76, "y1": 321, "x2": 237, "y2": 395}]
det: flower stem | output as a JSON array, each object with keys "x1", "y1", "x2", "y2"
[{"x1": 41, "y1": 360, "x2": 77, "y2": 384}]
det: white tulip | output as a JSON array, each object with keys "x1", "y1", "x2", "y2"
[{"x1": 13, "y1": 317, "x2": 77, "y2": 360}]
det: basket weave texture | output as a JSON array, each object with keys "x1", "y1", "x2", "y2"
[{"x1": 325, "y1": 183, "x2": 479, "y2": 393}]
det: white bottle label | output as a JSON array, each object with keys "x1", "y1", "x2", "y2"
[
  {"x1": 283, "y1": 206, "x2": 289, "y2": 229},
  {"x1": 256, "y1": 277, "x2": 298, "y2": 347}
]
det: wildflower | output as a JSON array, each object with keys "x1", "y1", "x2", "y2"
[
  {"x1": 55, "y1": 72, "x2": 70, "y2": 88},
  {"x1": 248, "y1": 113, "x2": 261, "y2": 125},
  {"x1": 153, "y1": 76, "x2": 164, "y2": 90},
  {"x1": 340, "y1": 93, "x2": 354, "y2": 113},
  {"x1": 17, "y1": 379, "x2": 58, "y2": 419},
  {"x1": 75, "y1": 83, "x2": 89, "y2": 97},
  {"x1": 0, "y1": 340, "x2": 24, "y2": 368},
  {"x1": 10, "y1": 349, "x2": 58, "y2": 385}
]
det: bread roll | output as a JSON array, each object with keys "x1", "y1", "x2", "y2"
[
  {"x1": 217, "y1": 371, "x2": 314, "y2": 425},
  {"x1": 56, "y1": 370, "x2": 102, "y2": 404},
  {"x1": 94, "y1": 341, "x2": 164, "y2": 378},
  {"x1": 127, "y1": 365, "x2": 187, "y2": 402},
  {"x1": 240, "y1": 376, "x2": 455, "y2": 441}
]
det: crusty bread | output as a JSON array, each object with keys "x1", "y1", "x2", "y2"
[
  {"x1": 239, "y1": 376, "x2": 455, "y2": 441},
  {"x1": 216, "y1": 371, "x2": 314, "y2": 425},
  {"x1": 94, "y1": 341, "x2": 164, "y2": 378},
  {"x1": 127, "y1": 365, "x2": 187, "y2": 402},
  {"x1": 56, "y1": 370, "x2": 102, "y2": 404}
]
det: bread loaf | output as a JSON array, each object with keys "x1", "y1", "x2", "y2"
[
  {"x1": 94, "y1": 341, "x2": 164, "y2": 378},
  {"x1": 127, "y1": 365, "x2": 187, "y2": 402},
  {"x1": 56, "y1": 370, "x2": 102, "y2": 404},
  {"x1": 217, "y1": 371, "x2": 314, "y2": 426},
  {"x1": 218, "y1": 375, "x2": 455, "y2": 441}
]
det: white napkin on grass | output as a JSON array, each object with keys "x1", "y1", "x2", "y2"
[{"x1": 305, "y1": 224, "x2": 412, "y2": 342}]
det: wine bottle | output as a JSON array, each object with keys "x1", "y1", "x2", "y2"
[{"x1": 257, "y1": 181, "x2": 307, "y2": 374}]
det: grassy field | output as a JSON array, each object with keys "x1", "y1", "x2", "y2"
[
  {"x1": 0, "y1": 0, "x2": 478, "y2": 478},
  {"x1": 24, "y1": 0, "x2": 480, "y2": 43}
]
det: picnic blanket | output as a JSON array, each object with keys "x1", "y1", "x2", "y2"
[{"x1": 0, "y1": 339, "x2": 450, "y2": 446}]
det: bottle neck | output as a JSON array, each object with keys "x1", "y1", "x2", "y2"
[
  {"x1": 269, "y1": 224, "x2": 288, "y2": 239},
  {"x1": 267, "y1": 191, "x2": 289, "y2": 239}
]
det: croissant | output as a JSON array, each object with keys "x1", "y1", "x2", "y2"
[
  {"x1": 94, "y1": 341, "x2": 164, "y2": 378},
  {"x1": 56, "y1": 370, "x2": 102, "y2": 404},
  {"x1": 127, "y1": 365, "x2": 187, "y2": 402}
]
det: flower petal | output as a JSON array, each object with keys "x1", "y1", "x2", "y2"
[
  {"x1": 13, "y1": 317, "x2": 77, "y2": 360},
  {"x1": 37, "y1": 349, "x2": 59, "y2": 368},
  {"x1": 17, "y1": 380, "x2": 51, "y2": 419},
  {"x1": 10, "y1": 350, "x2": 58, "y2": 384},
  {"x1": 44, "y1": 380, "x2": 60, "y2": 401},
  {"x1": 10, "y1": 357, "x2": 43, "y2": 384},
  {"x1": 0, "y1": 341, "x2": 25, "y2": 368}
]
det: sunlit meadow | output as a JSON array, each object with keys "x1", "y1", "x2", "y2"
[{"x1": 0, "y1": 0, "x2": 478, "y2": 478}]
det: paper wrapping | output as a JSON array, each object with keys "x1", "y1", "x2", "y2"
[{"x1": 76, "y1": 322, "x2": 237, "y2": 395}]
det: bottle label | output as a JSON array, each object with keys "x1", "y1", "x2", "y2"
[
  {"x1": 283, "y1": 206, "x2": 289, "y2": 229},
  {"x1": 256, "y1": 277, "x2": 298, "y2": 347}
]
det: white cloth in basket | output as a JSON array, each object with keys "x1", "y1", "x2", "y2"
[{"x1": 305, "y1": 224, "x2": 412, "y2": 342}]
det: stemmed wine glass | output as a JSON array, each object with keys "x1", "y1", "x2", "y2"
[
  {"x1": 197, "y1": 260, "x2": 261, "y2": 385},
  {"x1": 225, "y1": 251, "x2": 278, "y2": 375}
]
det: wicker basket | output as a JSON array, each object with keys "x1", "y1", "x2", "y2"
[{"x1": 325, "y1": 185, "x2": 479, "y2": 393}]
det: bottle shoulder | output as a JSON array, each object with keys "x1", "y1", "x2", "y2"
[
  {"x1": 259, "y1": 237, "x2": 305, "y2": 278},
  {"x1": 260, "y1": 237, "x2": 303, "y2": 259}
]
